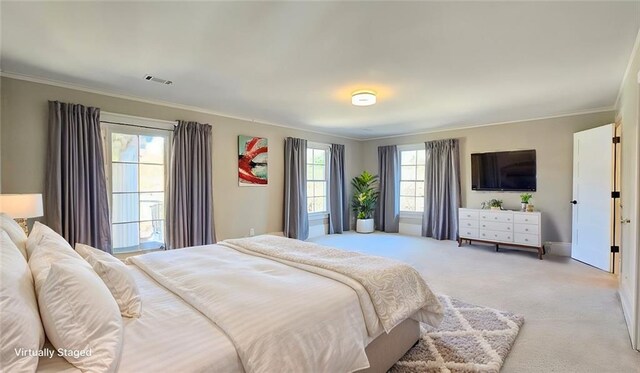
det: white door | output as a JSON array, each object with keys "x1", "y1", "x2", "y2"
[{"x1": 571, "y1": 124, "x2": 614, "y2": 271}]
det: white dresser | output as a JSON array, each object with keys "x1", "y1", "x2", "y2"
[{"x1": 458, "y1": 208, "x2": 544, "y2": 259}]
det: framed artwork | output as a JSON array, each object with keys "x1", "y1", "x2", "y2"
[{"x1": 238, "y1": 135, "x2": 268, "y2": 186}]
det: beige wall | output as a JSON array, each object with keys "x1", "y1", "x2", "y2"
[
  {"x1": 615, "y1": 39, "x2": 640, "y2": 349},
  {"x1": 0, "y1": 76, "x2": 619, "y2": 246},
  {"x1": 0, "y1": 77, "x2": 363, "y2": 240},
  {"x1": 361, "y1": 111, "x2": 615, "y2": 244}
]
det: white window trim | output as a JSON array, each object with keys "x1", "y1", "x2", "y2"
[
  {"x1": 308, "y1": 212, "x2": 329, "y2": 221},
  {"x1": 398, "y1": 143, "x2": 425, "y2": 151},
  {"x1": 306, "y1": 142, "x2": 331, "y2": 216},
  {"x1": 101, "y1": 114, "x2": 173, "y2": 254},
  {"x1": 400, "y1": 211, "x2": 423, "y2": 219},
  {"x1": 399, "y1": 145, "x2": 426, "y2": 214},
  {"x1": 101, "y1": 112, "x2": 177, "y2": 131}
]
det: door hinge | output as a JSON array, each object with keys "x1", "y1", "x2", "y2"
[
  {"x1": 612, "y1": 191, "x2": 620, "y2": 198},
  {"x1": 611, "y1": 245, "x2": 619, "y2": 253},
  {"x1": 613, "y1": 136, "x2": 621, "y2": 144}
]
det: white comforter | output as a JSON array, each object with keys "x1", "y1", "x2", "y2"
[
  {"x1": 222, "y1": 235, "x2": 443, "y2": 332},
  {"x1": 129, "y1": 244, "x2": 373, "y2": 373},
  {"x1": 128, "y1": 237, "x2": 443, "y2": 373}
]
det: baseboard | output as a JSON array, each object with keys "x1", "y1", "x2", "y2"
[
  {"x1": 619, "y1": 282, "x2": 638, "y2": 350},
  {"x1": 543, "y1": 241, "x2": 571, "y2": 257}
]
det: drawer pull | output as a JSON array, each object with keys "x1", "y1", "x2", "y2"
[
  {"x1": 525, "y1": 238, "x2": 529, "y2": 242},
  {"x1": 507, "y1": 227, "x2": 511, "y2": 230},
  {"x1": 494, "y1": 234, "x2": 498, "y2": 237},
  {"x1": 494, "y1": 217, "x2": 498, "y2": 220},
  {"x1": 525, "y1": 228, "x2": 529, "y2": 232}
]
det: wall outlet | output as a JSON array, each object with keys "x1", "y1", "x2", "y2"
[{"x1": 249, "y1": 228, "x2": 255, "y2": 237}]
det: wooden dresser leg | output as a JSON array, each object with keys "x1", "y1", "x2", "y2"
[
  {"x1": 457, "y1": 237, "x2": 462, "y2": 247},
  {"x1": 495, "y1": 244, "x2": 499, "y2": 252},
  {"x1": 538, "y1": 246, "x2": 544, "y2": 260}
]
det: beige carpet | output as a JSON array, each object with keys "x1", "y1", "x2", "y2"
[
  {"x1": 312, "y1": 233, "x2": 640, "y2": 372},
  {"x1": 391, "y1": 294, "x2": 524, "y2": 373}
]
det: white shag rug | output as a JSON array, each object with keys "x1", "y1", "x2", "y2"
[{"x1": 390, "y1": 294, "x2": 524, "y2": 373}]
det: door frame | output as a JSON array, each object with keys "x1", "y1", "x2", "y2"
[
  {"x1": 635, "y1": 71, "x2": 640, "y2": 350},
  {"x1": 618, "y1": 71, "x2": 640, "y2": 351}
]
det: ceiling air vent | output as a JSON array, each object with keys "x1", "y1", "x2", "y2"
[{"x1": 144, "y1": 75, "x2": 173, "y2": 85}]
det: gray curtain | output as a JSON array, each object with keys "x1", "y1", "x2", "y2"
[
  {"x1": 167, "y1": 121, "x2": 215, "y2": 249},
  {"x1": 375, "y1": 145, "x2": 400, "y2": 232},
  {"x1": 45, "y1": 101, "x2": 112, "y2": 252},
  {"x1": 284, "y1": 137, "x2": 309, "y2": 240},
  {"x1": 328, "y1": 144, "x2": 349, "y2": 233},
  {"x1": 422, "y1": 139, "x2": 461, "y2": 240}
]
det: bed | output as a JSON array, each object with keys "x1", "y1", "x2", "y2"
[{"x1": 4, "y1": 223, "x2": 442, "y2": 373}]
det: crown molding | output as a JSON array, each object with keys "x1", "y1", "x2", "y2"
[
  {"x1": 361, "y1": 107, "x2": 616, "y2": 142},
  {"x1": 0, "y1": 70, "x2": 616, "y2": 143},
  {"x1": 0, "y1": 71, "x2": 362, "y2": 141}
]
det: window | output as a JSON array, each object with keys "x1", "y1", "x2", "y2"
[
  {"x1": 400, "y1": 149, "x2": 426, "y2": 212},
  {"x1": 103, "y1": 123, "x2": 170, "y2": 253},
  {"x1": 306, "y1": 146, "x2": 329, "y2": 214}
]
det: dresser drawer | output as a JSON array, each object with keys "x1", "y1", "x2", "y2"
[
  {"x1": 459, "y1": 228, "x2": 479, "y2": 239},
  {"x1": 459, "y1": 219, "x2": 479, "y2": 229},
  {"x1": 479, "y1": 221, "x2": 512, "y2": 232},
  {"x1": 479, "y1": 230, "x2": 513, "y2": 242},
  {"x1": 480, "y1": 212, "x2": 513, "y2": 223},
  {"x1": 514, "y1": 233, "x2": 540, "y2": 246},
  {"x1": 514, "y1": 224, "x2": 538, "y2": 234},
  {"x1": 514, "y1": 213, "x2": 540, "y2": 225},
  {"x1": 459, "y1": 209, "x2": 479, "y2": 220}
]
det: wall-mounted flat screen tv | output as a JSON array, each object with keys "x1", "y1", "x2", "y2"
[{"x1": 471, "y1": 150, "x2": 536, "y2": 191}]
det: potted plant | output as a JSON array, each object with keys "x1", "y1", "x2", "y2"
[
  {"x1": 488, "y1": 199, "x2": 503, "y2": 211},
  {"x1": 351, "y1": 171, "x2": 379, "y2": 233},
  {"x1": 520, "y1": 193, "x2": 533, "y2": 212}
]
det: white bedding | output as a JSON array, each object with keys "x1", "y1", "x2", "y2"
[
  {"x1": 128, "y1": 244, "x2": 379, "y2": 373},
  {"x1": 222, "y1": 235, "x2": 443, "y2": 332},
  {"x1": 36, "y1": 265, "x2": 243, "y2": 373}
]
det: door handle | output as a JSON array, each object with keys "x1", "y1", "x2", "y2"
[
  {"x1": 621, "y1": 218, "x2": 631, "y2": 224},
  {"x1": 570, "y1": 200, "x2": 577, "y2": 205}
]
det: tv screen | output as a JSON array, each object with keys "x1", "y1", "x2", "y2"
[{"x1": 471, "y1": 150, "x2": 536, "y2": 191}]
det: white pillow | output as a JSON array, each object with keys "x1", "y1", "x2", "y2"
[
  {"x1": 0, "y1": 231, "x2": 45, "y2": 372},
  {"x1": 38, "y1": 259, "x2": 123, "y2": 373},
  {"x1": 0, "y1": 212, "x2": 28, "y2": 259},
  {"x1": 29, "y1": 233, "x2": 90, "y2": 293},
  {"x1": 26, "y1": 221, "x2": 72, "y2": 259},
  {"x1": 76, "y1": 243, "x2": 142, "y2": 318}
]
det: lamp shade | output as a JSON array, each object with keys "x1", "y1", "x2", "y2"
[{"x1": 0, "y1": 194, "x2": 44, "y2": 218}]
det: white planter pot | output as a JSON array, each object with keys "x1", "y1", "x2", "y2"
[
  {"x1": 356, "y1": 218, "x2": 375, "y2": 233},
  {"x1": 490, "y1": 206, "x2": 501, "y2": 211}
]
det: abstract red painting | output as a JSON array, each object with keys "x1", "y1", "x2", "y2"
[{"x1": 238, "y1": 135, "x2": 268, "y2": 186}]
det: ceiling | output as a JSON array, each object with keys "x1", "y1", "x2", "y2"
[{"x1": 2, "y1": 2, "x2": 639, "y2": 139}]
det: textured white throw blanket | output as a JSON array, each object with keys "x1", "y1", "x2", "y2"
[{"x1": 221, "y1": 235, "x2": 443, "y2": 332}]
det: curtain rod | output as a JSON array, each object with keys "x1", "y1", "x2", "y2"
[{"x1": 101, "y1": 120, "x2": 175, "y2": 132}]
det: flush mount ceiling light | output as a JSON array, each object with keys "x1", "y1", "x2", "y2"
[{"x1": 351, "y1": 90, "x2": 376, "y2": 106}]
